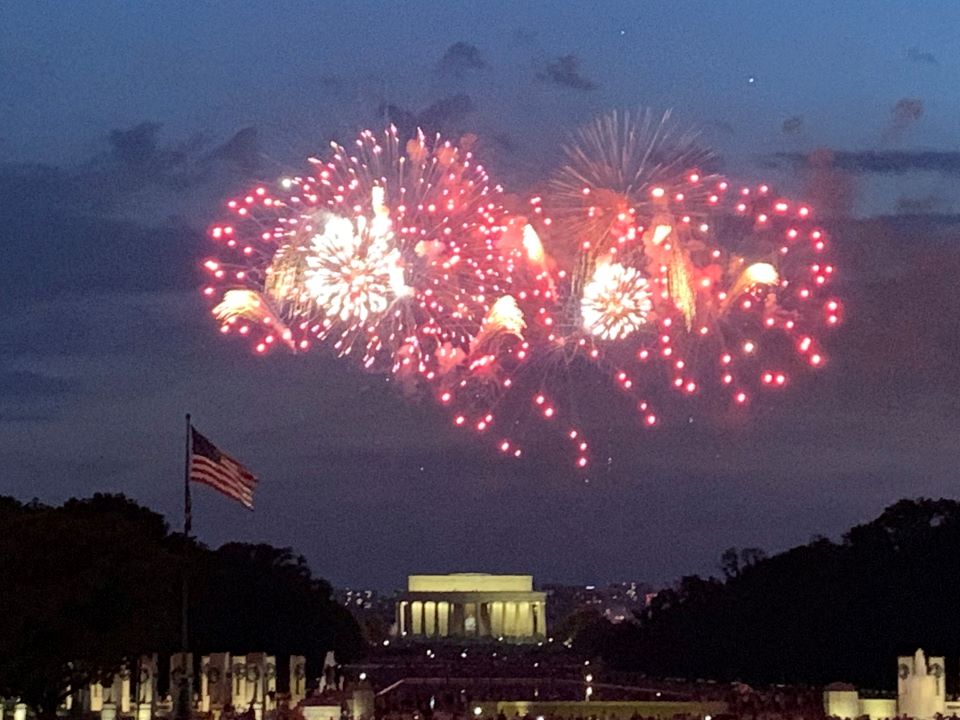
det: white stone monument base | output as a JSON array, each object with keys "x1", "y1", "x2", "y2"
[{"x1": 301, "y1": 705, "x2": 341, "y2": 720}]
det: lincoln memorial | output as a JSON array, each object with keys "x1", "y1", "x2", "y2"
[{"x1": 396, "y1": 573, "x2": 547, "y2": 641}]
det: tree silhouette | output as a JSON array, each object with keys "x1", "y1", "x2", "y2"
[
  {"x1": 590, "y1": 498, "x2": 960, "y2": 690},
  {"x1": 0, "y1": 494, "x2": 361, "y2": 716}
]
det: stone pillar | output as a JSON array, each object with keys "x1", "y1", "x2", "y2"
[
  {"x1": 232, "y1": 656, "x2": 248, "y2": 708},
  {"x1": 200, "y1": 657, "x2": 211, "y2": 713},
  {"x1": 290, "y1": 655, "x2": 307, "y2": 706},
  {"x1": 424, "y1": 601, "x2": 436, "y2": 636},
  {"x1": 490, "y1": 602, "x2": 502, "y2": 637},
  {"x1": 438, "y1": 601, "x2": 450, "y2": 636},
  {"x1": 14, "y1": 704, "x2": 27, "y2": 720},
  {"x1": 898, "y1": 649, "x2": 946, "y2": 720},
  {"x1": 246, "y1": 653, "x2": 267, "y2": 706},
  {"x1": 265, "y1": 656, "x2": 277, "y2": 711},
  {"x1": 105, "y1": 672, "x2": 125, "y2": 712},
  {"x1": 170, "y1": 653, "x2": 193, "y2": 711},
  {"x1": 204, "y1": 653, "x2": 231, "y2": 709},
  {"x1": 120, "y1": 667, "x2": 132, "y2": 713},
  {"x1": 411, "y1": 601, "x2": 423, "y2": 635},
  {"x1": 519, "y1": 603, "x2": 532, "y2": 637},
  {"x1": 135, "y1": 655, "x2": 156, "y2": 719},
  {"x1": 90, "y1": 681, "x2": 105, "y2": 712},
  {"x1": 505, "y1": 602, "x2": 517, "y2": 637},
  {"x1": 397, "y1": 601, "x2": 407, "y2": 636}
]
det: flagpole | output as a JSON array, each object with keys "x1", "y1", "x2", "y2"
[
  {"x1": 179, "y1": 413, "x2": 192, "y2": 719},
  {"x1": 184, "y1": 413, "x2": 192, "y2": 538},
  {"x1": 182, "y1": 413, "x2": 192, "y2": 650}
]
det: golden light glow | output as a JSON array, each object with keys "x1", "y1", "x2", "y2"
[
  {"x1": 727, "y1": 261, "x2": 781, "y2": 302},
  {"x1": 522, "y1": 224, "x2": 545, "y2": 264},
  {"x1": 482, "y1": 295, "x2": 526, "y2": 339},
  {"x1": 651, "y1": 223, "x2": 673, "y2": 245},
  {"x1": 213, "y1": 289, "x2": 268, "y2": 324},
  {"x1": 668, "y1": 252, "x2": 697, "y2": 329},
  {"x1": 744, "y1": 262, "x2": 779, "y2": 286}
]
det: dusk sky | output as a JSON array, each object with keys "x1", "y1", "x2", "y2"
[{"x1": 2, "y1": 0, "x2": 960, "y2": 590}]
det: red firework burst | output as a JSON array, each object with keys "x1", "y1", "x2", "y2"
[
  {"x1": 435, "y1": 112, "x2": 840, "y2": 468},
  {"x1": 202, "y1": 127, "x2": 525, "y2": 382}
]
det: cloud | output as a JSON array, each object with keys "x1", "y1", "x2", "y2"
[
  {"x1": 512, "y1": 28, "x2": 538, "y2": 45},
  {"x1": 896, "y1": 195, "x2": 945, "y2": 215},
  {"x1": 0, "y1": 368, "x2": 85, "y2": 423},
  {"x1": 770, "y1": 150, "x2": 960, "y2": 175},
  {"x1": 417, "y1": 94, "x2": 475, "y2": 129},
  {"x1": 319, "y1": 75, "x2": 343, "y2": 93},
  {"x1": 781, "y1": 116, "x2": 804, "y2": 135},
  {"x1": 379, "y1": 94, "x2": 475, "y2": 138},
  {"x1": 491, "y1": 133, "x2": 519, "y2": 153},
  {"x1": 0, "y1": 370, "x2": 78, "y2": 400},
  {"x1": 437, "y1": 42, "x2": 487, "y2": 76},
  {"x1": 109, "y1": 122, "x2": 165, "y2": 167},
  {"x1": 906, "y1": 47, "x2": 938, "y2": 66},
  {"x1": 102, "y1": 121, "x2": 265, "y2": 192},
  {"x1": 0, "y1": 119, "x2": 267, "y2": 280},
  {"x1": 709, "y1": 120, "x2": 735, "y2": 136},
  {"x1": 205, "y1": 127, "x2": 262, "y2": 174},
  {"x1": 535, "y1": 54, "x2": 598, "y2": 91},
  {"x1": 891, "y1": 97, "x2": 924, "y2": 132}
]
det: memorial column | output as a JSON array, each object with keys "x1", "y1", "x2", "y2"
[
  {"x1": 491, "y1": 601, "x2": 504, "y2": 637},
  {"x1": 412, "y1": 601, "x2": 422, "y2": 635}
]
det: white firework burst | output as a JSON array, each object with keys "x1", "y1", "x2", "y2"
[
  {"x1": 304, "y1": 212, "x2": 411, "y2": 326},
  {"x1": 581, "y1": 262, "x2": 653, "y2": 341}
]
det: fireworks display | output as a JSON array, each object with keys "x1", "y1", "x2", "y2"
[
  {"x1": 204, "y1": 114, "x2": 841, "y2": 469},
  {"x1": 203, "y1": 127, "x2": 523, "y2": 376}
]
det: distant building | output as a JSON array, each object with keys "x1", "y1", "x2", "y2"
[
  {"x1": 543, "y1": 581, "x2": 652, "y2": 626},
  {"x1": 396, "y1": 573, "x2": 547, "y2": 641},
  {"x1": 823, "y1": 648, "x2": 960, "y2": 720}
]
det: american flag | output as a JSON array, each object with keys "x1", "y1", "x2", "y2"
[{"x1": 189, "y1": 427, "x2": 257, "y2": 509}]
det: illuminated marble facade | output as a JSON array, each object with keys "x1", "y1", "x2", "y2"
[{"x1": 397, "y1": 573, "x2": 546, "y2": 641}]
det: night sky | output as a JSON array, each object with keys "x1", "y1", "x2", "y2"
[{"x1": 2, "y1": 1, "x2": 960, "y2": 590}]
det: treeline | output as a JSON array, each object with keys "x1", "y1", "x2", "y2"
[
  {"x1": 578, "y1": 498, "x2": 960, "y2": 690},
  {"x1": 0, "y1": 494, "x2": 362, "y2": 714}
]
